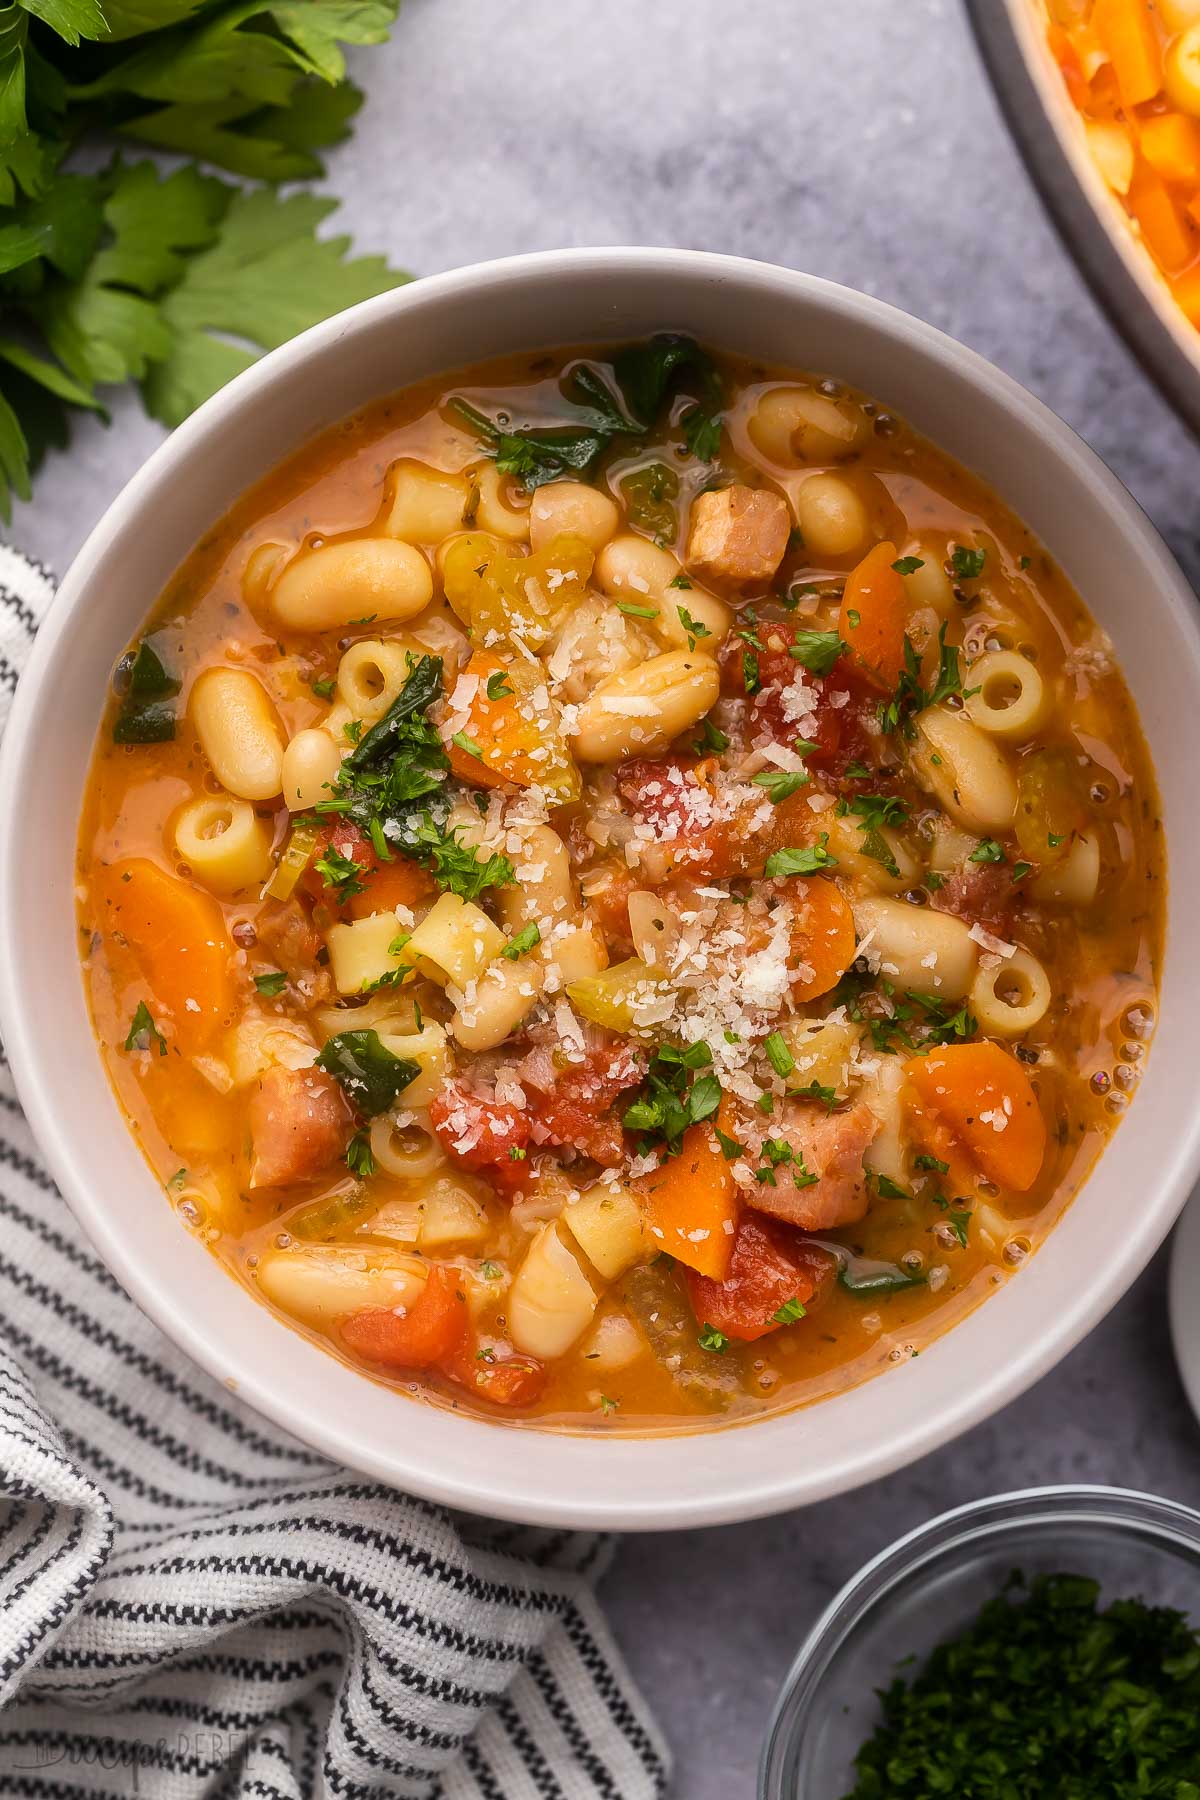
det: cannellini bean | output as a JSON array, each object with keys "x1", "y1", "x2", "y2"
[
  {"x1": 861, "y1": 1056, "x2": 908, "y2": 1187},
  {"x1": 269, "y1": 538, "x2": 433, "y2": 632},
  {"x1": 256, "y1": 1244, "x2": 425, "y2": 1329},
  {"x1": 749, "y1": 385, "x2": 868, "y2": 463},
  {"x1": 280, "y1": 728, "x2": 341, "y2": 810},
  {"x1": 791, "y1": 473, "x2": 870, "y2": 559},
  {"x1": 595, "y1": 533, "x2": 731, "y2": 649},
  {"x1": 508, "y1": 1222, "x2": 598, "y2": 1359},
  {"x1": 190, "y1": 667, "x2": 284, "y2": 801},
  {"x1": 580, "y1": 1310, "x2": 646, "y2": 1372},
  {"x1": 530, "y1": 481, "x2": 620, "y2": 552},
  {"x1": 912, "y1": 706, "x2": 1018, "y2": 833},
  {"x1": 1030, "y1": 831, "x2": 1100, "y2": 907},
  {"x1": 854, "y1": 895, "x2": 979, "y2": 1000},
  {"x1": 571, "y1": 650, "x2": 721, "y2": 764},
  {"x1": 384, "y1": 460, "x2": 472, "y2": 543}
]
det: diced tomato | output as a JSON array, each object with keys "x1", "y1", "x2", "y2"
[
  {"x1": 442, "y1": 1341, "x2": 547, "y2": 1408},
  {"x1": 429, "y1": 1081, "x2": 532, "y2": 1194},
  {"x1": 248, "y1": 1065, "x2": 350, "y2": 1188},
  {"x1": 616, "y1": 755, "x2": 743, "y2": 878},
  {"x1": 340, "y1": 1265, "x2": 468, "y2": 1369},
  {"x1": 577, "y1": 859, "x2": 638, "y2": 959},
  {"x1": 300, "y1": 819, "x2": 379, "y2": 909},
  {"x1": 685, "y1": 1215, "x2": 836, "y2": 1343},
  {"x1": 721, "y1": 622, "x2": 876, "y2": 780},
  {"x1": 525, "y1": 1042, "x2": 645, "y2": 1166}
]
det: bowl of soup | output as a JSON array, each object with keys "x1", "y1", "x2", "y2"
[{"x1": 2, "y1": 250, "x2": 1198, "y2": 1527}]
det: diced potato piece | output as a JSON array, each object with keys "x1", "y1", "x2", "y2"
[
  {"x1": 781, "y1": 1017, "x2": 862, "y2": 1098},
  {"x1": 562, "y1": 1181, "x2": 646, "y2": 1279},
  {"x1": 417, "y1": 1176, "x2": 490, "y2": 1249},
  {"x1": 567, "y1": 957, "x2": 669, "y2": 1033},
  {"x1": 227, "y1": 1017, "x2": 317, "y2": 1087},
  {"x1": 508, "y1": 1222, "x2": 598, "y2": 1358},
  {"x1": 580, "y1": 1309, "x2": 646, "y2": 1372},
  {"x1": 326, "y1": 911, "x2": 412, "y2": 996},
  {"x1": 405, "y1": 892, "x2": 506, "y2": 988},
  {"x1": 256, "y1": 1244, "x2": 425, "y2": 1329},
  {"x1": 360, "y1": 1197, "x2": 423, "y2": 1244}
]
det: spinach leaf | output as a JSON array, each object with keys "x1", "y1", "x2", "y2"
[
  {"x1": 315, "y1": 1029, "x2": 420, "y2": 1117},
  {"x1": 112, "y1": 639, "x2": 181, "y2": 745}
]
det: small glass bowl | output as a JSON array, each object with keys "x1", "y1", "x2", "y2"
[{"x1": 759, "y1": 1485, "x2": 1200, "y2": 1799}]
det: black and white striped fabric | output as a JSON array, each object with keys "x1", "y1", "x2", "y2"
[{"x1": 0, "y1": 544, "x2": 670, "y2": 1800}]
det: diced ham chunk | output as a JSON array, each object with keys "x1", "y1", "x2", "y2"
[
  {"x1": 686, "y1": 485, "x2": 790, "y2": 591},
  {"x1": 249, "y1": 1065, "x2": 350, "y2": 1188},
  {"x1": 741, "y1": 1099, "x2": 878, "y2": 1231},
  {"x1": 930, "y1": 862, "x2": 1017, "y2": 935}
]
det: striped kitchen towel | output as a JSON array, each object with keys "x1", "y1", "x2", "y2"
[{"x1": 0, "y1": 543, "x2": 670, "y2": 1800}]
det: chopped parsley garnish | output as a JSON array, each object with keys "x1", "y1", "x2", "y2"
[
  {"x1": 846, "y1": 1572, "x2": 1200, "y2": 1799},
  {"x1": 914, "y1": 1153, "x2": 949, "y2": 1174},
  {"x1": 1011, "y1": 860, "x2": 1033, "y2": 882},
  {"x1": 509, "y1": 1146, "x2": 527, "y2": 1162},
  {"x1": 346, "y1": 1129, "x2": 376, "y2": 1179},
  {"x1": 311, "y1": 676, "x2": 336, "y2": 700},
  {"x1": 950, "y1": 543, "x2": 987, "y2": 581},
  {"x1": 892, "y1": 555, "x2": 925, "y2": 576},
  {"x1": 342, "y1": 719, "x2": 363, "y2": 745},
  {"x1": 763, "y1": 1032, "x2": 795, "y2": 1078},
  {"x1": 485, "y1": 670, "x2": 514, "y2": 701},
  {"x1": 714, "y1": 1126, "x2": 745, "y2": 1161},
  {"x1": 932, "y1": 1192, "x2": 972, "y2": 1245},
  {"x1": 752, "y1": 768, "x2": 809, "y2": 803},
  {"x1": 866, "y1": 1168, "x2": 912, "y2": 1201},
  {"x1": 878, "y1": 623, "x2": 976, "y2": 738},
  {"x1": 840, "y1": 792, "x2": 908, "y2": 877},
  {"x1": 501, "y1": 923, "x2": 541, "y2": 960},
  {"x1": 788, "y1": 629, "x2": 846, "y2": 676},
  {"x1": 755, "y1": 1140, "x2": 817, "y2": 1188},
  {"x1": 846, "y1": 608, "x2": 861, "y2": 627},
  {"x1": 970, "y1": 839, "x2": 1005, "y2": 864},
  {"x1": 450, "y1": 730, "x2": 483, "y2": 758},
  {"x1": 677, "y1": 605, "x2": 711, "y2": 650},
  {"x1": 616, "y1": 600, "x2": 659, "y2": 620},
  {"x1": 839, "y1": 1261, "x2": 926, "y2": 1295},
  {"x1": 314, "y1": 844, "x2": 367, "y2": 901},
  {"x1": 1048, "y1": 831, "x2": 1065, "y2": 848},
  {"x1": 254, "y1": 970, "x2": 288, "y2": 998},
  {"x1": 698, "y1": 1324, "x2": 730, "y2": 1354},
  {"x1": 623, "y1": 1042, "x2": 721, "y2": 1157},
  {"x1": 1019, "y1": 553, "x2": 1033, "y2": 569},
  {"x1": 791, "y1": 1078, "x2": 838, "y2": 1111},
  {"x1": 123, "y1": 1001, "x2": 166, "y2": 1058},
  {"x1": 315, "y1": 1029, "x2": 420, "y2": 1117},
  {"x1": 765, "y1": 835, "x2": 837, "y2": 879},
  {"x1": 742, "y1": 648, "x2": 761, "y2": 695},
  {"x1": 599, "y1": 1394, "x2": 619, "y2": 1415},
  {"x1": 772, "y1": 1296, "x2": 807, "y2": 1325},
  {"x1": 925, "y1": 870, "x2": 946, "y2": 892},
  {"x1": 693, "y1": 717, "x2": 730, "y2": 754},
  {"x1": 669, "y1": 574, "x2": 693, "y2": 589}
]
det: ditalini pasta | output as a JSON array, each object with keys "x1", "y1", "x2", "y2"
[{"x1": 77, "y1": 338, "x2": 1163, "y2": 1429}]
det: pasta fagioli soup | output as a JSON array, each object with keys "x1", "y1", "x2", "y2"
[{"x1": 77, "y1": 338, "x2": 1163, "y2": 1431}]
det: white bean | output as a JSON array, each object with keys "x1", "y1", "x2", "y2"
[{"x1": 190, "y1": 667, "x2": 284, "y2": 801}]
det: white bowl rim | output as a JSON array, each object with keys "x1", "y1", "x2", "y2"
[{"x1": 3, "y1": 246, "x2": 1199, "y2": 1530}]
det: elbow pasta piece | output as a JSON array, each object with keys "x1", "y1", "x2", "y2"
[
  {"x1": 257, "y1": 1244, "x2": 426, "y2": 1329},
  {"x1": 508, "y1": 1222, "x2": 598, "y2": 1359},
  {"x1": 964, "y1": 650, "x2": 1049, "y2": 740},
  {"x1": 970, "y1": 947, "x2": 1052, "y2": 1037},
  {"x1": 825, "y1": 811, "x2": 922, "y2": 895},
  {"x1": 280, "y1": 728, "x2": 341, "y2": 811},
  {"x1": 269, "y1": 538, "x2": 433, "y2": 632},
  {"x1": 595, "y1": 533, "x2": 732, "y2": 650},
  {"x1": 333, "y1": 638, "x2": 419, "y2": 725},
  {"x1": 912, "y1": 705, "x2": 1018, "y2": 833},
  {"x1": 326, "y1": 912, "x2": 411, "y2": 996},
  {"x1": 571, "y1": 649, "x2": 721, "y2": 764},
  {"x1": 450, "y1": 955, "x2": 544, "y2": 1053},
  {"x1": 790, "y1": 472, "x2": 870, "y2": 559},
  {"x1": 862, "y1": 1057, "x2": 908, "y2": 1188},
  {"x1": 367, "y1": 1117, "x2": 445, "y2": 1180},
  {"x1": 854, "y1": 895, "x2": 979, "y2": 1000},
  {"x1": 474, "y1": 462, "x2": 531, "y2": 539},
  {"x1": 406, "y1": 893, "x2": 507, "y2": 988},
  {"x1": 384, "y1": 461, "x2": 472, "y2": 544},
  {"x1": 190, "y1": 667, "x2": 284, "y2": 802},
  {"x1": 1031, "y1": 831, "x2": 1101, "y2": 907},
  {"x1": 173, "y1": 794, "x2": 273, "y2": 895},
  {"x1": 372, "y1": 1021, "x2": 450, "y2": 1109},
  {"x1": 530, "y1": 480, "x2": 620, "y2": 553},
  {"x1": 748, "y1": 385, "x2": 868, "y2": 464}
]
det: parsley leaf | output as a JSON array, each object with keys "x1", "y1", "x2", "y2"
[
  {"x1": 765, "y1": 835, "x2": 837, "y2": 879},
  {"x1": 950, "y1": 543, "x2": 986, "y2": 581},
  {"x1": 254, "y1": 970, "x2": 288, "y2": 997},
  {"x1": 315, "y1": 1028, "x2": 420, "y2": 1117},
  {"x1": 485, "y1": 670, "x2": 513, "y2": 701},
  {"x1": 970, "y1": 839, "x2": 1005, "y2": 864},
  {"x1": 788, "y1": 629, "x2": 846, "y2": 675},
  {"x1": 892, "y1": 555, "x2": 924, "y2": 575},
  {"x1": 123, "y1": 1000, "x2": 166, "y2": 1057},
  {"x1": 112, "y1": 637, "x2": 180, "y2": 744},
  {"x1": 623, "y1": 1043, "x2": 720, "y2": 1157},
  {"x1": 698, "y1": 1323, "x2": 729, "y2": 1354},
  {"x1": 751, "y1": 768, "x2": 809, "y2": 803},
  {"x1": 772, "y1": 1296, "x2": 807, "y2": 1325},
  {"x1": 501, "y1": 922, "x2": 541, "y2": 960},
  {"x1": 677, "y1": 604, "x2": 711, "y2": 651},
  {"x1": 346, "y1": 1128, "x2": 376, "y2": 1179}
]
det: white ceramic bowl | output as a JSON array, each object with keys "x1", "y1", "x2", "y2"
[{"x1": 2, "y1": 249, "x2": 1198, "y2": 1530}]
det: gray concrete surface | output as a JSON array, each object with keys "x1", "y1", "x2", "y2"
[{"x1": 13, "y1": 1, "x2": 1200, "y2": 1793}]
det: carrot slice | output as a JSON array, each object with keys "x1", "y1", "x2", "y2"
[
  {"x1": 638, "y1": 1103, "x2": 740, "y2": 1280},
  {"x1": 905, "y1": 1042, "x2": 1046, "y2": 1194},
  {"x1": 1046, "y1": 22, "x2": 1089, "y2": 111},
  {"x1": 96, "y1": 858, "x2": 233, "y2": 1051},
  {"x1": 1093, "y1": 0, "x2": 1163, "y2": 111},
  {"x1": 788, "y1": 878, "x2": 857, "y2": 1003},
  {"x1": 1129, "y1": 160, "x2": 1196, "y2": 273},
  {"x1": 838, "y1": 541, "x2": 907, "y2": 689},
  {"x1": 347, "y1": 856, "x2": 436, "y2": 919},
  {"x1": 445, "y1": 649, "x2": 573, "y2": 792},
  {"x1": 1140, "y1": 112, "x2": 1200, "y2": 185}
]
